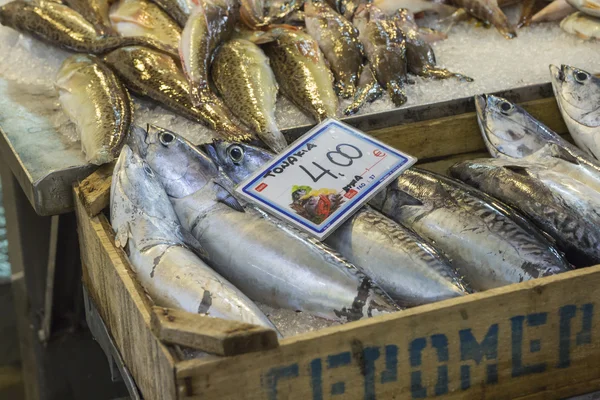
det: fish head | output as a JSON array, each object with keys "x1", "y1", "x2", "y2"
[
  {"x1": 550, "y1": 64, "x2": 600, "y2": 127},
  {"x1": 0, "y1": 0, "x2": 26, "y2": 26},
  {"x1": 475, "y1": 94, "x2": 556, "y2": 159},
  {"x1": 204, "y1": 139, "x2": 274, "y2": 184},
  {"x1": 128, "y1": 125, "x2": 219, "y2": 199}
]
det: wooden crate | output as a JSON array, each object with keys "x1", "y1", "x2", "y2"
[{"x1": 75, "y1": 96, "x2": 600, "y2": 400}]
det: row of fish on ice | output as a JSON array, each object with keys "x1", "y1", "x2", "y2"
[{"x1": 109, "y1": 62, "x2": 600, "y2": 335}]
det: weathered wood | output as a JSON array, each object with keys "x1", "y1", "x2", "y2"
[
  {"x1": 176, "y1": 264, "x2": 600, "y2": 399},
  {"x1": 77, "y1": 162, "x2": 114, "y2": 217},
  {"x1": 368, "y1": 97, "x2": 568, "y2": 162},
  {"x1": 151, "y1": 307, "x2": 279, "y2": 356},
  {"x1": 74, "y1": 185, "x2": 177, "y2": 400}
]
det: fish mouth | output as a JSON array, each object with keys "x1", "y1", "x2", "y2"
[
  {"x1": 474, "y1": 94, "x2": 488, "y2": 117},
  {"x1": 127, "y1": 125, "x2": 150, "y2": 158},
  {"x1": 201, "y1": 139, "x2": 221, "y2": 166},
  {"x1": 549, "y1": 64, "x2": 565, "y2": 83}
]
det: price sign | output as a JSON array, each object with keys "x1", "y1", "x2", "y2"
[{"x1": 236, "y1": 118, "x2": 417, "y2": 240}]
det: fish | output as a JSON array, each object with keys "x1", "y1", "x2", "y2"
[
  {"x1": 63, "y1": 0, "x2": 113, "y2": 35},
  {"x1": 109, "y1": 0, "x2": 182, "y2": 50},
  {"x1": 205, "y1": 140, "x2": 470, "y2": 306},
  {"x1": 450, "y1": 159, "x2": 600, "y2": 267},
  {"x1": 344, "y1": 65, "x2": 384, "y2": 115},
  {"x1": 566, "y1": 0, "x2": 600, "y2": 17},
  {"x1": 304, "y1": 0, "x2": 364, "y2": 99},
  {"x1": 55, "y1": 54, "x2": 132, "y2": 165},
  {"x1": 326, "y1": 0, "x2": 362, "y2": 19},
  {"x1": 0, "y1": 0, "x2": 177, "y2": 56},
  {"x1": 103, "y1": 46, "x2": 257, "y2": 143},
  {"x1": 373, "y1": 0, "x2": 457, "y2": 17},
  {"x1": 263, "y1": 27, "x2": 338, "y2": 122},
  {"x1": 446, "y1": 0, "x2": 516, "y2": 39},
  {"x1": 353, "y1": 4, "x2": 409, "y2": 106},
  {"x1": 180, "y1": 0, "x2": 237, "y2": 106},
  {"x1": 240, "y1": 0, "x2": 302, "y2": 28},
  {"x1": 393, "y1": 9, "x2": 472, "y2": 81},
  {"x1": 370, "y1": 168, "x2": 570, "y2": 290},
  {"x1": 560, "y1": 11, "x2": 600, "y2": 39},
  {"x1": 129, "y1": 125, "x2": 399, "y2": 321},
  {"x1": 531, "y1": 0, "x2": 575, "y2": 23},
  {"x1": 550, "y1": 64, "x2": 600, "y2": 160},
  {"x1": 148, "y1": 0, "x2": 194, "y2": 26},
  {"x1": 211, "y1": 39, "x2": 287, "y2": 153},
  {"x1": 475, "y1": 94, "x2": 600, "y2": 189},
  {"x1": 111, "y1": 143, "x2": 277, "y2": 329}
]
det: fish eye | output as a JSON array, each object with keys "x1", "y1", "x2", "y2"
[
  {"x1": 574, "y1": 71, "x2": 590, "y2": 84},
  {"x1": 159, "y1": 132, "x2": 175, "y2": 146},
  {"x1": 499, "y1": 101, "x2": 514, "y2": 114},
  {"x1": 227, "y1": 145, "x2": 244, "y2": 164},
  {"x1": 143, "y1": 163, "x2": 154, "y2": 176}
]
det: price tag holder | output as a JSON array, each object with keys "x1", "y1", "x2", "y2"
[{"x1": 236, "y1": 118, "x2": 417, "y2": 240}]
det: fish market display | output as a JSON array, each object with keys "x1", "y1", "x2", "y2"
[
  {"x1": 353, "y1": 4, "x2": 408, "y2": 106},
  {"x1": 211, "y1": 38, "x2": 287, "y2": 152},
  {"x1": 369, "y1": 168, "x2": 570, "y2": 290},
  {"x1": 205, "y1": 140, "x2": 469, "y2": 306},
  {"x1": 109, "y1": 0, "x2": 182, "y2": 50},
  {"x1": 450, "y1": 159, "x2": 600, "y2": 267},
  {"x1": 64, "y1": 0, "x2": 113, "y2": 36},
  {"x1": 550, "y1": 65, "x2": 600, "y2": 159},
  {"x1": 560, "y1": 11, "x2": 600, "y2": 39},
  {"x1": 304, "y1": 0, "x2": 364, "y2": 98},
  {"x1": 103, "y1": 46, "x2": 256, "y2": 143},
  {"x1": 180, "y1": 0, "x2": 236, "y2": 106},
  {"x1": 111, "y1": 143, "x2": 276, "y2": 328},
  {"x1": 129, "y1": 125, "x2": 398, "y2": 321},
  {"x1": 55, "y1": 54, "x2": 132, "y2": 165},
  {"x1": 263, "y1": 27, "x2": 338, "y2": 122},
  {"x1": 567, "y1": 0, "x2": 600, "y2": 17},
  {"x1": 0, "y1": 0, "x2": 177, "y2": 55}
]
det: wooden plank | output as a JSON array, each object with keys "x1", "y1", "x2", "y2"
[
  {"x1": 151, "y1": 307, "x2": 279, "y2": 356},
  {"x1": 367, "y1": 97, "x2": 569, "y2": 162},
  {"x1": 77, "y1": 162, "x2": 114, "y2": 217},
  {"x1": 74, "y1": 185, "x2": 178, "y2": 400},
  {"x1": 176, "y1": 264, "x2": 600, "y2": 400}
]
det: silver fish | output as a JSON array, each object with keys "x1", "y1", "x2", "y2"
[
  {"x1": 129, "y1": 125, "x2": 399, "y2": 321},
  {"x1": 204, "y1": 140, "x2": 469, "y2": 307},
  {"x1": 110, "y1": 144, "x2": 276, "y2": 329},
  {"x1": 370, "y1": 168, "x2": 571, "y2": 290},
  {"x1": 450, "y1": 159, "x2": 600, "y2": 267},
  {"x1": 475, "y1": 94, "x2": 600, "y2": 191},
  {"x1": 550, "y1": 64, "x2": 600, "y2": 160}
]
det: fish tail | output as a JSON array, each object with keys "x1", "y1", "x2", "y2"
[
  {"x1": 421, "y1": 66, "x2": 474, "y2": 82},
  {"x1": 490, "y1": 7, "x2": 517, "y2": 38},
  {"x1": 97, "y1": 36, "x2": 179, "y2": 58},
  {"x1": 387, "y1": 80, "x2": 407, "y2": 106}
]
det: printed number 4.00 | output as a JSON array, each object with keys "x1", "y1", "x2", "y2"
[{"x1": 299, "y1": 144, "x2": 364, "y2": 183}]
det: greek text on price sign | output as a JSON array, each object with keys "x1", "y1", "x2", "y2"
[{"x1": 236, "y1": 119, "x2": 417, "y2": 240}]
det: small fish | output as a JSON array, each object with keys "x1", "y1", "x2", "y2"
[
  {"x1": 550, "y1": 64, "x2": 600, "y2": 159},
  {"x1": 393, "y1": 9, "x2": 472, "y2": 81},
  {"x1": 148, "y1": 0, "x2": 194, "y2": 26},
  {"x1": 63, "y1": 0, "x2": 113, "y2": 35},
  {"x1": 370, "y1": 168, "x2": 570, "y2": 290},
  {"x1": 205, "y1": 140, "x2": 470, "y2": 307},
  {"x1": 55, "y1": 54, "x2": 132, "y2": 165},
  {"x1": 129, "y1": 125, "x2": 399, "y2": 321},
  {"x1": 447, "y1": 0, "x2": 516, "y2": 38},
  {"x1": 103, "y1": 46, "x2": 257, "y2": 143},
  {"x1": 450, "y1": 159, "x2": 600, "y2": 267},
  {"x1": 344, "y1": 65, "x2": 384, "y2": 115},
  {"x1": 475, "y1": 94, "x2": 600, "y2": 184},
  {"x1": 180, "y1": 0, "x2": 237, "y2": 106},
  {"x1": 211, "y1": 39, "x2": 287, "y2": 152},
  {"x1": 567, "y1": 0, "x2": 600, "y2": 17},
  {"x1": 305, "y1": 0, "x2": 364, "y2": 98},
  {"x1": 354, "y1": 4, "x2": 409, "y2": 106},
  {"x1": 560, "y1": 11, "x2": 600, "y2": 39},
  {"x1": 263, "y1": 27, "x2": 338, "y2": 121},
  {"x1": 240, "y1": 0, "x2": 301, "y2": 28},
  {"x1": 326, "y1": 0, "x2": 362, "y2": 19},
  {"x1": 0, "y1": 0, "x2": 177, "y2": 55},
  {"x1": 531, "y1": 0, "x2": 575, "y2": 23},
  {"x1": 109, "y1": 0, "x2": 182, "y2": 50},
  {"x1": 111, "y1": 143, "x2": 277, "y2": 329},
  {"x1": 373, "y1": 0, "x2": 457, "y2": 17}
]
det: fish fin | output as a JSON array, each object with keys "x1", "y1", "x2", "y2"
[
  {"x1": 214, "y1": 171, "x2": 245, "y2": 212},
  {"x1": 547, "y1": 143, "x2": 581, "y2": 165},
  {"x1": 179, "y1": 227, "x2": 210, "y2": 260},
  {"x1": 503, "y1": 164, "x2": 530, "y2": 176}
]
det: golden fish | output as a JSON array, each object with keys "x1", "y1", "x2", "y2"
[
  {"x1": 264, "y1": 28, "x2": 338, "y2": 122},
  {"x1": 212, "y1": 39, "x2": 287, "y2": 152},
  {"x1": 103, "y1": 46, "x2": 257, "y2": 143},
  {"x1": 64, "y1": 0, "x2": 113, "y2": 35},
  {"x1": 0, "y1": 0, "x2": 177, "y2": 55},
  {"x1": 55, "y1": 54, "x2": 132, "y2": 165}
]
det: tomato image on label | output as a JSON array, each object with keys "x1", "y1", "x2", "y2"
[{"x1": 289, "y1": 186, "x2": 345, "y2": 225}]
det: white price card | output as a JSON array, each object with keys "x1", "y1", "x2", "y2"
[{"x1": 236, "y1": 118, "x2": 417, "y2": 240}]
